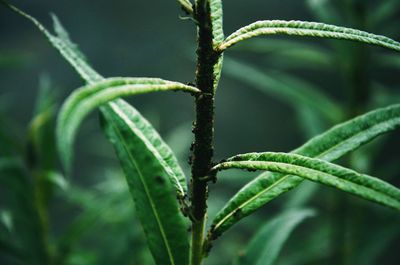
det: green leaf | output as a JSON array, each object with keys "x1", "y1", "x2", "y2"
[
  {"x1": 210, "y1": 0, "x2": 224, "y2": 92},
  {"x1": 8, "y1": 6, "x2": 191, "y2": 264},
  {"x1": 27, "y1": 75, "x2": 58, "y2": 172},
  {"x1": 178, "y1": 0, "x2": 193, "y2": 15},
  {"x1": 213, "y1": 152, "x2": 400, "y2": 210},
  {"x1": 8, "y1": 4, "x2": 189, "y2": 197},
  {"x1": 0, "y1": 210, "x2": 13, "y2": 232},
  {"x1": 223, "y1": 57, "x2": 343, "y2": 122},
  {"x1": 0, "y1": 159, "x2": 49, "y2": 265},
  {"x1": 218, "y1": 20, "x2": 400, "y2": 52},
  {"x1": 1, "y1": 2, "x2": 102, "y2": 83},
  {"x1": 210, "y1": 0, "x2": 224, "y2": 47},
  {"x1": 237, "y1": 209, "x2": 315, "y2": 265},
  {"x1": 209, "y1": 104, "x2": 400, "y2": 238},
  {"x1": 57, "y1": 77, "x2": 198, "y2": 170},
  {"x1": 277, "y1": 220, "x2": 331, "y2": 265},
  {"x1": 100, "y1": 100, "x2": 190, "y2": 265}
]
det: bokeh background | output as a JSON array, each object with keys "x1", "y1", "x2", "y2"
[{"x1": 1, "y1": 0, "x2": 400, "y2": 264}]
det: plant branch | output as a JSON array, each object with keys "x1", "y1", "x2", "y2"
[{"x1": 190, "y1": 0, "x2": 220, "y2": 264}]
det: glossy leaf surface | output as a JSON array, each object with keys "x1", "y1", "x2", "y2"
[
  {"x1": 100, "y1": 101, "x2": 190, "y2": 265},
  {"x1": 210, "y1": 104, "x2": 400, "y2": 238},
  {"x1": 219, "y1": 20, "x2": 400, "y2": 52}
]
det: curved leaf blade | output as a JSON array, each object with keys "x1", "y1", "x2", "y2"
[
  {"x1": 213, "y1": 152, "x2": 400, "y2": 210},
  {"x1": 1, "y1": 2, "x2": 102, "y2": 83},
  {"x1": 7, "y1": 3, "x2": 192, "y2": 241},
  {"x1": 7, "y1": 4, "x2": 193, "y2": 193},
  {"x1": 210, "y1": 104, "x2": 400, "y2": 238},
  {"x1": 210, "y1": 0, "x2": 224, "y2": 47},
  {"x1": 100, "y1": 101, "x2": 190, "y2": 265},
  {"x1": 57, "y1": 77, "x2": 198, "y2": 170},
  {"x1": 210, "y1": 0, "x2": 224, "y2": 92},
  {"x1": 178, "y1": 0, "x2": 193, "y2": 15},
  {"x1": 237, "y1": 209, "x2": 316, "y2": 265},
  {"x1": 219, "y1": 20, "x2": 400, "y2": 52}
]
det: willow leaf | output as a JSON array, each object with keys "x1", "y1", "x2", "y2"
[
  {"x1": 223, "y1": 57, "x2": 342, "y2": 122},
  {"x1": 100, "y1": 101, "x2": 189, "y2": 265},
  {"x1": 178, "y1": 0, "x2": 193, "y2": 15},
  {"x1": 210, "y1": 0, "x2": 224, "y2": 47},
  {"x1": 213, "y1": 152, "x2": 400, "y2": 209},
  {"x1": 218, "y1": 20, "x2": 400, "y2": 52},
  {"x1": 8, "y1": 4, "x2": 191, "y2": 197},
  {"x1": 210, "y1": 0, "x2": 224, "y2": 92},
  {"x1": 27, "y1": 75, "x2": 57, "y2": 172},
  {"x1": 210, "y1": 104, "x2": 400, "y2": 238},
  {"x1": 57, "y1": 77, "x2": 198, "y2": 170},
  {"x1": 1, "y1": 2, "x2": 102, "y2": 83},
  {"x1": 237, "y1": 209, "x2": 316, "y2": 265}
]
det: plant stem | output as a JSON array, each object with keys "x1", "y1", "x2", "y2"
[{"x1": 190, "y1": 1, "x2": 219, "y2": 264}]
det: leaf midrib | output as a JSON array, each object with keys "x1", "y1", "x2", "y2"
[
  {"x1": 106, "y1": 106, "x2": 176, "y2": 265},
  {"x1": 220, "y1": 160, "x2": 400, "y2": 202},
  {"x1": 109, "y1": 102, "x2": 185, "y2": 195},
  {"x1": 213, "y1": 116, "x2": 399, "y2": 231}
]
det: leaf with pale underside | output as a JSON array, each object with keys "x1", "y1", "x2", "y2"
[
  {"x1": 209, "y1": 104, "x2": 400, "y2": 239},
  {"x1": 57, "y1": 77, "x2": 198, "y2": 170},
  {"x1": 237, "y1": 209, "x2": 316, "y2": 265},
  {"x1": 210, "y1": 0, "x2": 224, "y2": 92},
  {"x1": 177, "y1": 0, "x2": 193, "y2": 15},
  {"x1": 210, "y1": 0, "x2": 224, "y2": 47},
  {"x1": 6, "y1": 5, "x2": 192, "y2": 263},
  {"x1": 219, "y1": 20, "x2": 400, "y2": 52},
  {"x1": 7, "y1": 3, "x2": 190, "y2": 195},
  {"x1": 100, "y1": 101, "x2": 190, "y2": 265},
  {"x1": 212, "y1": 152, "x2": 400, "y2": 210}
]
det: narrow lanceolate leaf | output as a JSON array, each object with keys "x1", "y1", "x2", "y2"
[
  {"x1": 9, "y1": 5, "x2": 190, "y2": 197},
  {"x1": 210, "y1": 0, "x2": 224, "y2": 92},
  {"x1": 210, "y1": 0, "x2": 224, "y2": 47},
  {"x1": 213, "y1": 152, "x2": 400, "y2": 210},
  {"x1": 3, "y1": 4, "x2": 98, "y2": 82},
  {"x1": 106, "y1": 99, "x2": 188, "y2": 198},
  {"x1": 57, "y1": 77, "x2": 198, "y2": 170},
  {"x1": 178, "y1": 0, "x2": 193, "y2": 14},
  {"x1": 223, "y1": 57, "x2": 343, "y2": 122},
  {"x1": 9, "y1": 7, "x2": 192, "y2": 263},
  {"x1": 100, "y1": 101, "x2": 190, "y2": 265},
  {"x1": 210, "y1": 104, "x2": 400, "y2": 238},
  {"x1": 218, "y1": 20, "x2": 400, "y2": 52},
  {"x1": 237, "y1": 209, "x2": 316, "y2": 265},
  {"x1": 1, "y1": 3, "x2": 102, "y2": 83}
]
